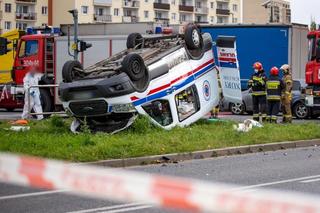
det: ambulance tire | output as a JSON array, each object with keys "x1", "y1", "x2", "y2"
[
  {"x1": 185, "y1": 24, "x2": 203, "y2": 50},
  {"x1": 62, "y1": 60, "x2": 83, "y2": 83},
  {"x1": 127, "y1": 33, "x2": 143, "y2": 49},
  {"x1": 122, "y1": 53, "x2": 146, "y2": 81}
]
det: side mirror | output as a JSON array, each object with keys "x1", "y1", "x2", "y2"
[{"x1": 0, "y1": 37, "x2": 11, "y2": 55}]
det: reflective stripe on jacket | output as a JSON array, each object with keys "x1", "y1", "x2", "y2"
[
  {"x1": 266, "y1": 76, "x2": 282, "y2": 101},
  {"x1": 248, "y1": 72, "x2": 267, "y2": 96}
]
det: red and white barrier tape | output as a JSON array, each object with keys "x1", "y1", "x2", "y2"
[{"x1": 0, "y1": 152, "x2": 320, "y2": 213}]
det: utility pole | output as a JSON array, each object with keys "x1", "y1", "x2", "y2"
[{"x1": 68, "y1": 9, "x2": 79, "y2": 60}]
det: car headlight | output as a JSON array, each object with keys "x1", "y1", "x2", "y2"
[{"x1": 112, "y1": 103, "x2": 136, "y2": 113}]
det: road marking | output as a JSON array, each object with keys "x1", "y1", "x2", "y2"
[
  {"x1": 236, "y1": 174, "x2": 320, "y2": 190},
  {"x1": 66, "y1": 203, "x2": 147, "y2": 213},
  {"x1": 0, "y1": 189, "x2": 67, "y2": 200},
  {"x1": 99, "y1": 205, "x2": 152, "y2": 213},
  {"x1": 300, "y1": 178, "x2": 320, "y2": 183}
]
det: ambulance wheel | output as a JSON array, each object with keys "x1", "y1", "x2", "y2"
[
  {"x1": 122, "y1": 53, "x2": 146, "y2": 81},
  {"x1": 127, "y1": 33, "x2": 143, "y2": 49},
  {"x1": 62, "y1": 60, "x2": 83, "y2": 83},
  {"x1": 185, "y1": 24, "x2": 203, "y2": 50}
]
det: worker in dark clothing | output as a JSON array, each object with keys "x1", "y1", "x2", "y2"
[
  {"x1": 266, "y1": 67, "x2": 283, "y2": 123},
  {"x1": 248, "y1": 62, "x2": 267, "y2": 122}
]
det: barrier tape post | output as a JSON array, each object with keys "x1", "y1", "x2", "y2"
[{"x1": 0, "y1": 153, "x2": 320, "y2": 213}]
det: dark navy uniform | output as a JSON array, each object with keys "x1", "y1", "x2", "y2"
[
  {"x1": 248, "y1": 71, "x2": 267, "y2": 121},
  {"x1": 266, "y1": 75, "x2": 283, "y2": 123}
]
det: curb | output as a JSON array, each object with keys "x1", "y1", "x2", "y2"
[{"x1": 83, "y1": 139, "x2": 320, "y2": 168}]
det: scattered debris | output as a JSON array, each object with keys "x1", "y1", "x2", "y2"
[
  {"x1": 9, "y1": 126, "x2": 30, "y2": 132},
  {"x1": 233, "y1": 119, "x2": 263, "y2": 133}
]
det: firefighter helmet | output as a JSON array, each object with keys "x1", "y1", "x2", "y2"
[
  {"x1": 280, "y1": 64, "x2": 290, "y2": 74},
  {"x1": 270, "y1": 67, "x2": 279, "y2": 76},
  {"x1": 253, "y1": 62, "x2": 263, "y2": 71}
]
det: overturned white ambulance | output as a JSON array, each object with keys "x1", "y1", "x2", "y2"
[{"x1": 59, "y1": 24, "x2": 242, "y2": 133}]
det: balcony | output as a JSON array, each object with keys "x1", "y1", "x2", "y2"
[
  {"x1": 94, "y1": 14, "x2": 112, "y2": 22},
  {"x1": 0, "y1": 11, "x2": 2, "y2": 19},
  {"x1": 216, "y1": 8, "x2": 230, "y2": 15},
  {"x1": 154, "y1": 2, "x2": 170, "y2": 10},
  {"x1": 195, "y1": 7, "x2": 208, "y2": 14},
  {"x1": 123, "y1": 0, "x2": 140, "y2": 8},
  {"x1": 122, "y1": 16, "x2": 139, "y2": 23},
  {"x1": 16, "y1": 0, "x2": 36, "y2": 4},
  {"x1": 16, "y1": 12, "x2": 37, "y2": 21},
  {"x1": 93, "y1": 0, "x2": 112, "y2": 6},
  {"x1": 179, "y1": 5, "x2": 194, "y2": 12}
]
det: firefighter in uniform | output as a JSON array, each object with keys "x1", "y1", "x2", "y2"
[
  {"x1": 280, "y1": 64, "x2": 293, "y2": 123},
  {"x1": 248, "y1": 62, "x2": 267, "y2": 122},
  {"x1": 266, "y1": 67, "x2": 282, "y2": 123}
]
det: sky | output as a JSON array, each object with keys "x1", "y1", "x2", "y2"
[{"x1": 290, "y1": 0, "x2": 320, "y2": 25}]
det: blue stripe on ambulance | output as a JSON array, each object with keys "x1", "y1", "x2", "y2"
[
  {"x1": 132, "y1": 62, "x2": 215, "y2": 106},
  {"x1": 219, "y1": 62, "x2": 238, "y2": 69}
]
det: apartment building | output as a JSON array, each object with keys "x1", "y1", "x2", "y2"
[
  {"x1": 242, "y1": 0, "x2": 291, "y2": 24},
  {"x1": 49, "y1": 0, "x2": 241, "y2": 26},
  {"x1": 0, "y1": 0, "x2": 49, "y2": 33}
]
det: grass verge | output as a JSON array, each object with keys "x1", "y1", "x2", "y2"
[{"x1": 0, "y1": 117, "x2": 319, "y2": 162}]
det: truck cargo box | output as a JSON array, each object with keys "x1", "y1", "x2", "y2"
[{"x1": 201, "y1": 24, "x2": 308, "y2": 88}]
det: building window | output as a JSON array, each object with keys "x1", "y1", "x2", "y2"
[
  {"x1": 171, "y1": 13, "x2": 176, "y2": 20},
  {"x1": 210, "y1": 2, "x2": 214, "y2": 9},
  {"x1": 5, "y1": 21, "x2": 11, "y2": 30},
  {"x1": 171, "y1": 0, "x2": 176, "y2": 5},
  {"x1": 114, "y1": 8, "x2": 119, "y2": 16},
  {"x1": 232, "y1": 17, "x2": 238, "y2": 23},
  {"x1": 5, "y1": 3, "x2": 11, "y2": 13},
  {"x1": 42, "y1": 6, "x2": 48, "y2": 15},
  {"x1": 210, "y1": 16, "x2": 214, "y2": 23},
  {"x1": 16, "y1": 22, "x2": 28, "y2": 30},
  {"x1": 232, "y1": 4, "x2": 238, "y2": 12},
  {"x1": 81, "y1": 6, "x2": 88, "y2": 14},
  {"x1": 144, "y1": 11, "x2": 149, "y2": 18}
]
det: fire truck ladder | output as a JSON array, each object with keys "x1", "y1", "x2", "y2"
[{"x1": 44, "y1": 37, "x2": 54, "y2": 77}]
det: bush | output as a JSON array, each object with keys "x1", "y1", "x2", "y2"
[{"x1": 48, "y1": 116, "x2": 68, "y2": 133}]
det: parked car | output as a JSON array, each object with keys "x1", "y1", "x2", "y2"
[{"x1": 222, "y1": 80, "x2": 314, "y2": 119}]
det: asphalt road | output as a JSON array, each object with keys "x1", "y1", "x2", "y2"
[{"x1": 1, "y1": 146, "x2": 320, "y2": 213}]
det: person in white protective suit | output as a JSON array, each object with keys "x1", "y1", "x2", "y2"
[{"x1": 21, "y1": 67, "x2": 44, "y2": 120}]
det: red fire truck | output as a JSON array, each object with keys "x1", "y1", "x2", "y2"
[
  {"x1": 305, "y1": 30, "x2": 320, "y2": 110},
  {"x1": 0, "y1": 31, "x2": 56, "y2": 112}
]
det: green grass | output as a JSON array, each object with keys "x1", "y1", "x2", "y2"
[{"x1": 0, "y1": 116, "x2": 319, "y2": 162}]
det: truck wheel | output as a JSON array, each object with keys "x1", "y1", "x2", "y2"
[
  {"x1": 40, "y1": 89, "x2": 53, "y2": 116},
  {"x1": 184, "y1": 24, "x2": 203, "y2": 50},
  {"x1": 62, "y1": 60, "x2": 83, "y2": 83},
  {"x1": 127, "y1": 33, "x2": 143, "y2": 49},
  {"x1": 122, "y1": 53, "x2": 146, "y2": 81}
]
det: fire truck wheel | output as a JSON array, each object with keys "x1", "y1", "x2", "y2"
[
  {"x1": 62, "y1": 60, "x2": 83, "y2": 83},
  {"x1": 127, "y1": 33, "x2": 143, "y2": 49},
  {"x1": 122, "y1": 53, "x2": 146, "y2": 81},
  {"x1": 185, "y1": 24, "x2": 203, "y2": 50},
  {"x1": 40, "y1": 89, "x2": 53, "y2": 115},
  {"x1": 6, "y1": 108, "x2": 15, "y2": 112}
]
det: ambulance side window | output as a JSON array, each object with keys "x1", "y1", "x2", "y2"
[
  {"x1": 142, "y1": 100, "x2": 173, "y2": 126},
  {"x1": 175, "y1": 85, "x2": 200, "y2": 121}
]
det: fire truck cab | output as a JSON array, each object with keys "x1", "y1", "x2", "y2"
[{"x1": 305, "y1": 30, "x2": 320, "y2": 108}]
